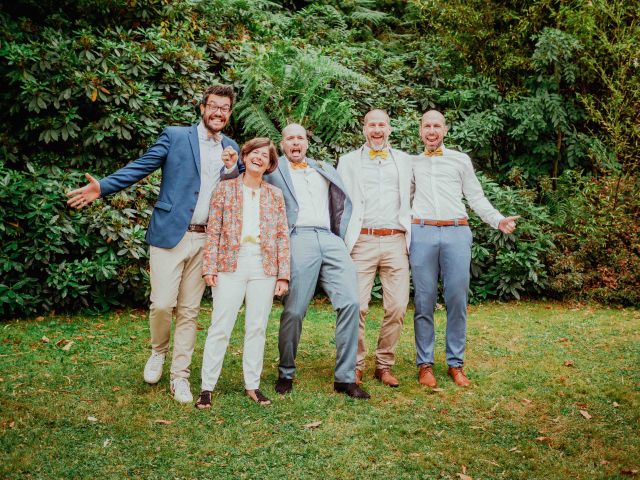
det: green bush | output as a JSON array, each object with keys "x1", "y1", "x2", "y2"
[{"x1": 0, "y1": 161, "x2": 155, "y2": 317}]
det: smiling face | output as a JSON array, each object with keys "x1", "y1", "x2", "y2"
[
  {"x1": 363, "y1": 110, "x2": 391, "y2": 150},
  {"x1": 420, "y1": 110, "x2": 448, "y2": 151},
  {"x1": 199, "y1": 94, "x2": 232, "y2": 135},
  {"x1": 281, "y1": 124, "x2": 308, "y2": 163},
  {"x1": 244, "y1": 145, "x2": 272, "y2": 177}
]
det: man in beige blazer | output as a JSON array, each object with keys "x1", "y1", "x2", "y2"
[{"x1": 337, "y1": 109, "x2": 412, "y2": 387}]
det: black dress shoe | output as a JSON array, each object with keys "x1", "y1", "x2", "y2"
[
  {"x1": 333, "y1": 382, "x2": 370, "y2": 400},
  {"x1": 275, "y1": 377, "x2": 293, "y2": 395}
]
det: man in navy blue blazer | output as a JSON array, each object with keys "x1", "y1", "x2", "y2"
[{"x1": 67, "y1": 85, "x2": 240, "y2": 403}]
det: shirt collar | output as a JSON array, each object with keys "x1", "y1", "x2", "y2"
[{"x1": 197, "y1": 121, "x2": 222, "y2": 143}]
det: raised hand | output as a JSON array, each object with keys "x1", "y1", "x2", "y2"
[
  {"x1": 222, "y1": 146, "x2": 238, "y2": 170},
  {"x1": 498, "y1": 215, "x2": 520, "y2": 235},
  {"x1": 66, "y1": 173, "x2": 101, "y2": 209}
]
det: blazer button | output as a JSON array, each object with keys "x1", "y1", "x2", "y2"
[
  {"x1": 195, "y1": 191, "x2": 199, "y2": 195},
  {"x1": 190, "y1": 208, "x2": 194, "y2": 212}
]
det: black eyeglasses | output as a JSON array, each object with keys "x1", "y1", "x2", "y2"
[{"x1": 204, "y1": 103, "x2": 231, "y2": 114}]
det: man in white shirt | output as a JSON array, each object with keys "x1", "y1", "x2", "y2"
[
  {"x1": 262, "y1": 123, "x2": 370, "y2": 399},
  {"x1": 411, "y1": 110, "x2": 519, "y2": 387},
  {"x1": 338, "y1": 110, "x2": 412, "y2": 388},
  {"x1": 67, "y1": 85, "x2": 240, "y2": 403}
]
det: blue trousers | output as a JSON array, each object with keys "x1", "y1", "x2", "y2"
[
  {"x1": 278, "y1": 227, "x2": 360, "y2": 383},
  {"x1": 409, "y1": 224, "x2": 472, "y2": 368}
]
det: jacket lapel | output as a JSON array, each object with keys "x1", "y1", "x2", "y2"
[
  {"x1": 277, "y1": 156, "x2": 298, "y2": 205},
  {"x1": 188, "y1": 124, "x2": 201, "y2": 177}
]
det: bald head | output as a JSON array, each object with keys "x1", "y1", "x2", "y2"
[
  {"x1": 281, "y1": 123, "x2": 308, "y2": 163},
  {"x1": 364, "y1": 109, "x2": 390, "y2": 125},
  {"x1": 420, "y1": 110, "x2": 448, "y2": 152},
  {"x1": 421, "y1": 110, "x2": 447, "y2": 126},
  {"x1": 363, "y1": 109, "x2": 391, "y2": 150},
  {"x1": 282, "y1": 123, "x2": 307, "y2": 139}
]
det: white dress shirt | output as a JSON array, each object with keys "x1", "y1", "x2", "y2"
[
  {"x1": 412, "y1": 145, "x2": 505, "y2": 229},
  {"x1": 361, "y1": 145, "x2": 404, "y2": 230},
  {"x1": 289, "y1": 161, "x2": 331, "y2": 229},
  {"x1": 240, "y1": 184, "x2": 261, "y2": 244},
  {"x1": 191, "y1": 121, "x2": 223, "y2": 225}
]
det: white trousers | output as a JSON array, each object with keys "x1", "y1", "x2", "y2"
[{"x1": 201, "y1": 245, "x2": 277, "y2": 391}]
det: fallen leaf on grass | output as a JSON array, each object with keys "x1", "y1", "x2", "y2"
[
  {"x1": 41, "y1": 336, "x2": 50, "y2": 343},
  {"x1": 564, "y1": 360, "x2": 574, "y2": 367},
  {"x1": 620, "y1": 468, "x2": 638, "y2": 476},
  {"x1": 36, "y1": 316, "x2": 44, "y2": 321},
  {"x1": 303, "y1": 421, "x2": 322, "y2": 429},
  {"x1": 431, "y1": 388, "x2": 444, "y2": 393},
  {"x1": 154, "y1": 419, "x2": 174, "y2": 425},
  {"x1": 535, "y1": 436, "x2": 552, "y2": 442},
  {"x1": 62, "y1": 341, "x2": 74, "y2": 351},
  {"x1": 521, "y1": 398, "x2": 532, "y2": 405},
  {"x1": 87, "y1": 416, "x2": 98, "y2": 423},
  {"x1": 457, "y1": 474, "x2": 472, "y2": 480},
  {"x1": 55, "y1": 339, "x2": 69, "y2": 347},
  {"x1": 601, "y1": 460, "x2": 610, "y2": 465},
  {"x1": 95, "y1": 323, "x2": 105, "y2": 329},
  {"x1": 613, "y1": 402, "x2": 620, "y2": 408},
  {"x1": 9, "y1": 421, "x2": 15, "y2": 428},
  {"x1": 112, "y1": 386, "x2": 121, "y2": 392},
  {"x1": 103, "y1": 438, "x2": 112, "y2": 448},
  {"x1": 579, "y1": 410, "x2": 592, "y2": 419},
  {"x1": 557, "y1": 337, "x2": 569, "y2": 342},
  {"x1": 129, "y1": 336, "x2": 137, "y2": 340},
  {"x1": 509, "y1": 447, "x2": 521, "y2": 453}
]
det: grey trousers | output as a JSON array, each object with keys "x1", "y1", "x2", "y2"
[{"x1": 278, "y1": 227, "x2": 359, "y2": 383}]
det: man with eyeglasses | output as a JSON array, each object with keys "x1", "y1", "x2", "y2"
[{"x1": 67, "y1": 85, "x2": 240, "y2": 404}]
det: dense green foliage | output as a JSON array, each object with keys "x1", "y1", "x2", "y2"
[{"x1": 1, "y1": 0, "x2": 638, "y2": 316}]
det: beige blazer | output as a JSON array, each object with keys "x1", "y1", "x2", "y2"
[{"x1": 337, "y1": 146, "x2": 413, "y2": 252}]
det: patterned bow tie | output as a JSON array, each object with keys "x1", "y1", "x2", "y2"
[
  {"x1": 290, "y1": 160, "x2": 308, "y2": 170},
  {"x1": 424, "y1": 147, "x2": 443, "y2": 157},
  {"x1": 368, "y1": 149, "x2": 389, "y2": 160}
]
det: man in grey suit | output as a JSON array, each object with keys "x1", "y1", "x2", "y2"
[{"x1": 265, "y1": 124, "x2": 370, "y2": 399}]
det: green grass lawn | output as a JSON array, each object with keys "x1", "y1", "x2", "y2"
[{"x1": 1, "y1": 301, "x2": 638, "y2": 479}]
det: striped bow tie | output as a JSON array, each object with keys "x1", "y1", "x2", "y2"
[
  {"x1": 368, "y1": 149, "x2": 388, "y2": 160},
  {"x1": 424, "y1": 147, "x2": 443, "y2": 157}
]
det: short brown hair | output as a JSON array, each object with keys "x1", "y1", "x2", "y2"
[
  {"x1": 240, "y1": 137, "x2": 279, "y2": 175},
  {"x1": 201, "y1": 85, "x2": 235, "y2": 110}
]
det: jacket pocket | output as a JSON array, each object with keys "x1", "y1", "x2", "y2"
[{"x1": 155, "y1": 200, "x2": 173, "y2": 212}]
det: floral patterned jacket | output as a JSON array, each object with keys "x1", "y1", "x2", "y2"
[{"x1": 202, "y1": 175, "x2": 290, "y2": 280}]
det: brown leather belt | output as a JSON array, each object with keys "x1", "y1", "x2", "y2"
[
  {"x1": 187, "y1": 224, "x2": 207, "y2": 233},
  {"x1": 360, "y1": 228, "x2": 405, "y2": 236},
  {"x1": 411, "y1": 218, "x2": 469, "y2": 226}
]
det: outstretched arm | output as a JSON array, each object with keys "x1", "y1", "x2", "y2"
[{"x1": 66, "y1": 173, "x2": 101, "y2": 209}]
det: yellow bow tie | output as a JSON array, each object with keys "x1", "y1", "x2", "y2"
[
  {"x1": 368, "y1": 149, "x2": 389, "y2": 160},
  {"x1": 290, "y1": 160, "x2": 308, "y2": 170},
  {"x1": 424, "y1": 147, "x2": 443, "y2": 157}
]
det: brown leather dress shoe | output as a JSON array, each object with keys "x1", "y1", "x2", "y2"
[
  {"x1": 448, "y1": 366, "x2": 471, "y2": 387},
  {"x1": 355, "y1": 369, "x2": 363, "y2": 386},
  {"x1": 374, "y1": 368, "x2": 399, "y2": 387},
  {"x1": 418, "y1": 364, "x2": 437, "y2": 387}
]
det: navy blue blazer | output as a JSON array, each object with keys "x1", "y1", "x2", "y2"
[{"x1": 99, "y1": 124, "x2": 240, "y2": 249}]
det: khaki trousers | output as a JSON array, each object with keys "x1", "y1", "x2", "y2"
[
  {"x1": 352, "y1": 233, "x2": 410, "y2": 371},
  {"x1": 149, "y1": 231, "x2": 207, "y2": 380}
]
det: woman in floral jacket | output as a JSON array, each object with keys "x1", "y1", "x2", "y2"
[{"x1": 197, "y1": 137, "x2": 290, "y2": 408}]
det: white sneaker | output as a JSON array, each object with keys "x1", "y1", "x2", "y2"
[
  {"x1": 170, "y1": 378, "x2": 193, "y2": 404},
  {"x1": 143, "y1": 352, "x2": 165, "y2": 384}
]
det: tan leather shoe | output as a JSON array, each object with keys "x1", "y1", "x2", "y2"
[
  {"x1": 448, "y1": 366, "x2": 471, "y2": 387},
  {"x1": 355, "y1": 369, "x2": 363, "y2": 386},
  {"x1": 374, "y1": 368, "x2": 399, "y2": 387},
  {"x1": 418, "y1": 364, "x2": 437, "y2": 387}
]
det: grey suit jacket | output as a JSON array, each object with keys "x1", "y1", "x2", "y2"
[{"x1": 264, "y1": 156, "x2": 352, "y2": 239}]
